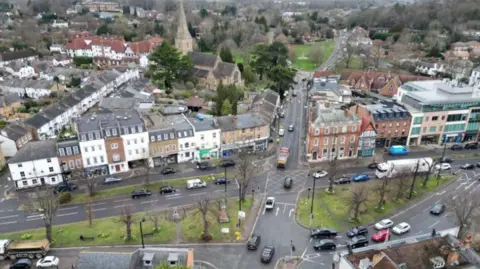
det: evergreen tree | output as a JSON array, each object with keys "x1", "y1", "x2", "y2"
[
  {"x1": 219, "y1": 46, "x2": 234, "y2": 63},
  {"x1": 221, "y1": 99, "x2": 233, "y2": 116}
]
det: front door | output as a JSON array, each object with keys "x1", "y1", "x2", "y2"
[
  {"x1": 115, "y1": 165, "x2": 120, "y2": 172},
  {"x1": 40, "y1": 178, "x2": 45, "y2": 185}
]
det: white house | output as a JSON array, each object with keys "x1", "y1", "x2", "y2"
[
  {"x1": 24, "y1": 80, "x2": 53, "y2": 99},
  {"x1": 51, "y1": 20, "x2": 69, "y2": 28},
  {"x1": 52, "y1": 54, "x2": 72, "y2": 66},
  {"x1": 49, "y1": 44, "x2": 64, "y2": 53},
  {"x1": 120, "y1": 111, "x2": 149, "y2": 167},
  {"x1": 0, "y1": 50, "x2": 38, "y2": 67},
  {"x1": 77, "y1": 117, "x2": 109, "y2": 177},
  {"x1": 415, "y1": 60, "x2": 446, "y2": 76},
  {"x1": 3, "y1": 62, "x2": 36, "y2": 78},
  {"x1": 188, "y1": 116, "x2": 221, "y2": 161},
  {"x1": 167, "y1": 115, "x2": 196, "y2": 163},
  {"x1": 7, "y1": 140, "x2": 63, "y2": 189},
  {"x1": 470, "y1": 66, "x2": 480, "y2": 85}
]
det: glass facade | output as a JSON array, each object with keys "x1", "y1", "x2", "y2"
[
  {"x1": 444, "y1": 123, "x2": 465, "y2": 133},
  {"x1": 411, "y1": 127, "x2": 421, "y2": 135},
  {"x1": 447, "y1": 114, "x2": 467, "y2": 122},
  {"x1": 413, "y1": 117, "x2": 423, "y2": 125},
  {"x1": 466, "y1": 122, "x2": 480, "y2": 132}
]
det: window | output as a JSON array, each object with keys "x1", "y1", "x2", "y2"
[
  {"x1": 324, "y1": 128, "x2": 330, "y2": 134},
  {"x1": 128, "y1": 150, "x2": 132, "y2": 155},
  {"x1": 352, "y1": 125, "x2": 357, "y2": 132},
  {"x1": 81, "y1": 134, "x2": 86, "y2": 141},
  {"x1": 350, "y1": 136, "x2": 355, "y2": 142},
  {"x1": 47, "y1": 158, "x2": 51, "y2": 163},
  {"x1": 340, "y1": 136, "x2": 345, "y2": 144},
  {"x1": 75, "y1": 159, "x2": 81, "y2": 168},
  {"x1": 142, "y1": 148, "x2": 146, "y2": 153},
  {"x1": 411, "y1": 127, "x2": 421, "y2": 135},
  {"x1": 413, "y1": 117, "x2": 423, "y2": 125},
  {"x1": 69, "y1": 160, "x2": 75, "y2": 169},
  {"x1": 389, "y1": 123, "x2": 393, "y2": 127},
  {"x1": 134, "y1": 139, "x2": 137, "y2": 144},
  {"x1": 422, "y1": 127, "x2": 427, "y2": 133},
  {"x1": 429, "y1": 126, "x2": 436, "y2": 132},
  {"x1": 84, "y1": 147, "x2": 88, "y2": 152},
  {"x1": 164, "y1": 134, "x2": 168, "y2": 140},
  {"x1": 112, "y1": 128, "x2": 117, "y2": 136},
  {"x1": 20, "y1": 172, "x2": 25, "y2": 177},
  {"x1": 98, "y1": 145, "x2": 102, "y2": 150},
  {"x1": 86, "y1": 158, "x2": 91, "y2": 165},
  {"x1": 18, "y1": 164, "x2": 22, "y2": 168},
  {"x1": 432, "y1": 116, "x2": 438, "y2": 121},
  {"x1": 424, "y1": 116, "x2": 429, "y2": 121},
  {"x1": 314, "y1": 129, "x2": 320, "y2": 135},
  {"x1": 213, "y1": 133, "x2": 216, "y2": 138},
  {"x1": 66, "y1": 147, "x2": 72, "y2": 155},
  {"x1": 396, "y1": 122, "x2": 400, "y2": 127},
  {"x1": 324, "y1": 138, "x2": 329, "y2": 145},
  {"x1": 49, "y1": 167, "x2": 54, "y2": 172},
  {"x1": 151, "y1": 136, "x2": 155, "y2": 142},
  {"x1": 22, "y1": 180, "x2": 27, "y2": 186},
  {"x1": 184, "y1": 131, "x2": 187, "y2": 137},
  {"x1": 157, "y1": 135, "x2": 162, "y2": 141},
  {"x1": 59, "y1": 148, "x2": 65, "y2": 156},
  {"x1": 105, "y1": 129, "x2": 111, "y2": 136},
  {"x1": 93, "y1": 157, "x2": 97, "y2": 164},
  {"x1": 135, "y1": 149, "x2": 139, "y2": 154},
  {"x1": 179, "y1": 144, "x2": 183, "y2": 149},
  {"x1": 185, "y1": 142, "x2": 189, "y2": 148},
  {"x1": 100, "y1": 156, "x2": 104, "y2": 163},
  {"x1": 88, "y1": 133, "x2": 93, "y2": 140},
  {"x1": 95, "y1": 132, "x2": 100, "y2": 139},
  {"x1": 130, "y1": 127, "x2": 136, "y2": 134},
  {"x1": 242, "y1": 129, "x2": 246, "y2": 133},
  {"x1": 73, "y1": 146, "x2": 79, "y2": 155},
  {"x1": 127, "y1": 140, "x2": 131, "y2": 145},
  {"x1": 123, "y1": 127, "x2": 129, "y2": 134},
  {"x1": 313, "y1": 138, "x2": 318, "y2": 146},
  {"x1": 32, "y1": 179, "x2": 37, "y2": 184},
  {"x1": 165, "y1": 145, "x2": 170, "y2": 152},
  {"x1": 113, "y1": 154, "x2": 120, "y2": 162},
  {"x1": 342, "y1": 126, "x2": 347, "y2": 133},
  {"x1": 91, "y1": 146, "x2": 95, "y2": 152},
  {"x1": 137, "y1": 125, "x2": 143, "y2": 132},
  {"x1": 178, "y1": 132, "x2": 182, "y2": 138},
  {"x1": 441, "y1": 116, "x2": 445, "y2": 120},
  {"x1": 111, "y1": 143, "x2": 118, "y2": 149},
  {"x1": 170, "y1": 133, "x2": 174, "y2": 139},
  {"x1": 185, "y1": 152, "x2": 190, "y2": 158},
  {"x1": 201, "y1": 134, "x2": 204, "y2": 140},
  {"x1": 172, "y1": 145, "x2": 176, "y2": 151},
  {"x1": 334, "y1": 127, "x2": 338, "y2": 133},
  {"x1": 201, "y1": 143, "x2": 205, "y2": 149},
  {"x1": 322, "y1": 148, "x2": 328, "y2": 156}
]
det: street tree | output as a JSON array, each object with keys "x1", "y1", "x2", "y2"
[
  {"x1": 347, "y1": 185, "x2": 369, "y2": 223},
  {"x1": 373, "y1": 176, "x2": 390, "y2": 210},
  {"x1": 146, "y1": 203, "x2": 164, "y2": 232},
  {"x1": 144, "y1": 160, "x2": 152, "y2": 186},
  {"x1": 85, "y1": 197, "x2": 94, "y2": 226},
  {"x1": 84, "y1": 174, "x2": 97, "y2": 197},
  {"x1": 236, "y1": 150, "x2": 256, "y2": 201},
  {"x1": 26, "y1": 187, "x2": 59, "y2": 242},
  {"x1": 343, "y1": 42, "x2": 357, "y2": 69},
  {"x1": 391, "y1": 168, "x2": 411, "y2": 201},
  {"x1": 308, "y1": 45, "x2": 324, "y2": 66},
  {"x1": 421, "y1": 158, "x2": 437, "y2": 188},
  {"x1": 147, "y1": 41, "x2": 193, "y2": 90},
  {"x1": 445, "y1": 190, "x2": 480, "y2": 238},
  {"x1": 117, "y1": 204, "x2": 136, "y2": 241},
  {"x1": 370, "y1": 41, "x2": 384, "y2": 68},
  {"x1": 407, "y1": 160, "x2": 421, "y2": 199},
  {"x1": 195, "y1": 196, "x2": 213, "y2": 240},
  {"x1": 242, "y1": 65, "x2": 256, "y2": 85}
]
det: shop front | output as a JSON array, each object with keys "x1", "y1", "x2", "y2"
[
  {"x1": 463, "y1": 131, "x2": 479, "y2": 142},
  {"x1": 198, "y1": 148, "x2": 219, "y2": 160},
  {"x1": 152, "y1": 154, "x2": 178, "y2": 167},
  {"x1": 442, "y1": 133, "x2": 464, "y2": 144},
  {"x1": 85, "y1": 164, "x2": 109, "y2": 178}
]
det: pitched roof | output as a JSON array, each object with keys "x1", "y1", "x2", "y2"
[
  {"x1": 215, "y1": 62, "x2": 236, "y2": 77},
  {"x1": 0, "y1": 49, "x2": 37, "y2": 62},
  {"x1": 8, "y1": 139, "x2": 57, "y2": 163},
  {"x1": 188, "y1": 51, "x2": 218, "y2": 68},
  {"x1": 76, "y1": 252, "x2": 131, "y2": 269},
  {"x1": 0, "y1": 93, "x2": 22, "y2": 106},
  {"x1": 176, "y1": 0, "x2": 192, "y2": 41},
  {"x1": 0, "y1": 123, "x2": 29, "y2": 141},
  {"x1": 65, "y1": 36, "x2": 127, "y2": 54},
  {"x1": 24, "y1": 113, "x2": 51, "y2": 129},
  {"x1": 360, "y1": 116, "x2": 374, "y2": 132},
  {"x1": 217, "y1": 113, "x2": 267, "y2": 131},
  {"x1": 185, "y1": 96, "x2": 204, "y2": 107}
]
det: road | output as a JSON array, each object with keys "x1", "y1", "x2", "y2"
[{"x1": 318, "y1": 30, "x2": 350, "y2": 70}]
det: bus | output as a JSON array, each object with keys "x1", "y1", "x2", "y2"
[{"x1": 376, "y1": 158, "x2": 433, "y2": 179}]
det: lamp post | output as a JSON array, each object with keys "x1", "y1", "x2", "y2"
[
  {"x1": 307, "y1": 187, "x2": 311, "y2": 199},
  {"x1": 310, "y1": 174, "x2": 318, "y2": 227},
  {"x1": 139, "y1": 218, "x2": 145, "y2": 248}
]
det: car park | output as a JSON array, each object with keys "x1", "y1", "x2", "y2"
[
  {"x1": 159, "y1": 186, "x2": 176, "y2": 194},
  {"x1": 371, "y1": 229, "x2": 392, "y2": 242},
  {"x1": 220, "y1": 159, "x2": 236, "y2": 167},
  {"x1": 186, "y1": 179, "x2": 207, "y2": 189},
  {"x1": 352, "y1": 174, "x2": 370, "y2": 182},
  {"x1": 10, "y1": 259, "x2": 32, "y2": 269},
  {"x1": 104, "y1": 177, "x2": 122, "y2": 184},
  {"x1": 392, "y1": 222, "x2": 411, "y2": 235},
  {"x1": 54, "y1": 182, "x2": 77, "y2": 192},
  {"x1": 334, "y1": 177, "x2": 351, "y2": 184},
  {"x1": 461, "y1": 163, "x2": 475, "y2": 170},
  {"x1": 451, "y1": 144, "x2": 463, "y2": 150},
  {"x1": 374, "y1": 219, "x2": 394, "y2": 230},
  {"x1": 313, "y1": 170, "x2": 328, "y2": 179},
  {"x1": 313, "y1": 239, "x2": 336, "y2": 250},
  {"x1": 435, "y1": 163, "x2": 451, "y2": 170},
  {"x1": 265, "y1": 197, "x2": 275, "y2": 210},
  {"x1": 161, "y1": 167, "x2": 176, "y2": 175},
  {"x1": 214, "y1": 177, "x2": 230, "y2": 185},
  {"x1": 131, "y1": 189, "x2": 152, "y2": 199},
  {"x1": 465, "y1": 142, "x2": 478, "y2": 149},
  {"x1": 347, "y1": 226, "x2": 369, "y2": 237},
  {"x1": 346, "y1": 236, "x2": 369, "y2": 249},
  {"x1": 283, "y1": 177, "x2": 293, "y2": 189},
  {"x1": 311, "y1": 227, "x2": 337, "y2": 238},
  {"x1": 247, "y1": 234, "x2": 261, "y2": 250},
  {"x1": 260, "y1": 246, "x2": 275, "y2": 263},
  {"x1": 36, "y1": 256, "x2": 59, "y2": 268},
  {"x1": 197, "y1": 162, "x2": 215, "y2": 170},
  {"x1": 288, "y1": 125, "x2": 294, "y2": 132},
  {"x1": 430, "y1": 204, "x2": 446, "y2": 215}
]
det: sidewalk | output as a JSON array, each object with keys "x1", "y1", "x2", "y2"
[{"x1": 241, "y1": 193, "x2": 264, "y2": 241}]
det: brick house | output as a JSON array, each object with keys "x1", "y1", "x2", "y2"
[{"x1": 104, "y1": 136, "x2": 127, "y2": 174}]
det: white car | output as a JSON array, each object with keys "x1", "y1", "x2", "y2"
[
  {"x1": 374, "y1": 219, "x2": 394, "y2": 230},
  {"x1": 313, "y1": 170, "x2": 328, "y2": 179},
  {"x1": 435, "y1": 163, "x2": 451, "y2": 171},
  {"x1": 265, "y1": 197, "x2": 275, "y2": 210},
  {"x1": 36, "y1": 256, "x2": 59, "y2": 268},
  {"x1": 279, "y1": 128, "x2": 285, "y2": 136},
  {"x1": 392, "y1": 222, "x2": 411, "y2": 235}
]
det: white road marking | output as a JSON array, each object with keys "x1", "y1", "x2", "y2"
[
  {"x1": 56, "y1": 212, "x2": 78, "y2": 217},
  {"x1": 0, "y1": 215, "x2": 18, "y2": 220},
  {"x1": 27, "y1": 214, "x2": 44, "y2": 219},
  {"x1": 423, "y1": 207, "x2": 431, "y2": 212},
  {"x1": 436, "y1": 190, "x2": 446, "y2": 195},
  {"x1": 465, "y1": 181, "x2": 476, "y2": 190},
  {"x1": 276, "y1": 207, "x2": 279, "y2": 216},
  {"x1": 190, "y1": 192, "x2": 207, "y2": 196},
  {"x1": 141, "y1": 200, "x2": 159, "y2": 204},
  {"x1": 410, "y1": 213, "x2": 420, "y2": 220},
  {"x1": 58, "y1": 206, "x2": 79, "y2": 211},
  {"x1": 92, "y1": 208, "x2": 107, "y2": 212},
  {"x1": 301, "y1": 246, "x2": 308, "y2": 258},
  {"x1": 3, "y1": 185, "x2": 7, "y2": 188},
  {"x1": 335, "y1": 235, "x2": 343, "y2": 239},
  {"x1": 289, "y1": 208, "x2": 295, "y2": 218},
  {"x1": 235, "y1": 179, "x2": 239, "y2": 189},
  {"x1": 7, "y1": 209, "x2": 13, "y2": 212},
  {"x1": 283, "y1": 204, "x2": 286, "y2": 214},
  {"x1": 166, "y1": 196, "x2": 182, "y2": 200},
  {"x1": 262, "y1": 206, "x2": 266, "y2": 215},
  {"x1": 275, "y1": 202, "x2": 296, "y2": 206},
  {"x1": 114, "y1": 198, "x2": 131, "y2": 203},
  {"x1": 0, "y1": 210, "x2": 4, "y2": 213},
  {"x1": 443, "y1": 212, "x2": 451, "y2": 219},
  {"x1": 0, "y1": 221, "x2": 17, "y2": 225},
  {"x1": 94, "y1": 202, "x2": 107, "y2": 206},
  {"x1": 113, "y1": 204, "x2": 134, "y2": 208},
  {"x1": 452, "y1": 195, "x2": 457, "y2": 200},
  {"x1": 428, "y1": 220, "x2": 440, "y2": 228}
]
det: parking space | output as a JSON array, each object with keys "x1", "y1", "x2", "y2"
[{"x1": 265, "y1": 170, "x2": 309, "y2": 195}]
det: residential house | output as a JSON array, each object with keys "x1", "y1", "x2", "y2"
[
  {"x1": 217, "y1": 113, "x2": 270, "y2": 157},
  {"x1": 57, "y1": 138, "x2": 83, "y2": 172},
  {"x1": 306, "y1": 104, "x2": 361, "y2": 162},
  {"x1": 51, "y1": 20, "x2": 68, "y2": 28},
  {"x1": 248, "y1": 89, "x2": 280, "y2": 126},
  {"x1": 83, "y1": 1, "x2": 121, "y2": 12},
  {"x1": 357, "y1": 117, "x2": 376, "y2": 157},
  {"x1": 143, "y1": 113, "x2": 179, "y2": 166},
  {"x1": 185, "y1": 96, "x2": 205, "y2": 112},
  {"x1": 443, "y1": 50, "x2": 470, "y2": 61},
  {"x1": 7, "y1": 139, "x2": 63, "y2": 189},
  {"x1": 415, "y1": 60, "x2": 447, "y2": 77},
  {"x1": 0, "y1": 93, "x2": 22, "y2": 119},
  {"x1": 166, "y1": 114, "x2": 196, "y2": 163},
  {"x1": 311, "y1": 76, "x2": 352, "y2": 103},
  {"x1": 0, "y1": 123, "x2": 32, "y2": 157},
  {"x1": 2, "y1": 62, "x2": 36, "y2": 78},
  {"x1": 0, "y1": 49, "x2": 37, "y2": 67},
  {"x1": 469, "y1": 66, "x2": 480, "y2": 85},
  {"x1": 52, "y1": 54, "x2": 72, "y2": 66},
  {"x1": 445, "y1": 59, "x2": 474, "y2": 79},
  {"x1": 350, "y1": 100, "x2": 411, "y2": 147},
  {"x1": 450, "y1": 41, "x2": 480, "y2": 51},
  {"x1": 76, "y1": 114, "x2": 109, "y2": 177},
  {"x1": 49, "y1": 44, "x2": 64, "y2": 53},
  {"x1": 119, "y1": 111, "x2": 149, "y2": 168},
  {"x1": 188, "y1": 116, "x2": 221, "y2": 161}
]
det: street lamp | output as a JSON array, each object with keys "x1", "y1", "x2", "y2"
[
  {"x1": 310, "y1": 174, "x2": 320, "y2": 227},
  {"x1": 139, "y1": 218, "x2": 145, "y2": 248},
  {"x1": 307, "y1": 187, "x2": 311, "y2": 199}
]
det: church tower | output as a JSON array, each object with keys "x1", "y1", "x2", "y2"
[{"x1": 175, "y1": 0, "x2": 193, "y2": 54}]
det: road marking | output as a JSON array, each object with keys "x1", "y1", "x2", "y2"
[
  {"x1": 58, "y1": 206, "x2": 79, "y2": 211},
  {"x1": 335, "y1": 235, "x2": 343, "y2": 239},
  {"x1": 27, "y1": 214, "x2": 43, "y2": 218},
  {"x1": 141, "y1": 200, "x2": 159, "y2": 204},
  {"x1": 414, "y1": 231, "x2": 423, "y2": 235},
  {"x1": 262, "y1": 206, "x2": 266, "y2": 215},
  {"x1": 0, "y1": 210, "x2": 4, "y2": 213},
  {"x1": 7, "y1": 209, "x2": 13, "y2": 212},
  {"x1": 56, "y1": 212, "x2": 78, "y2": 217},
  {"x1": 428, "y1": 220, "x2": 440, "y2": 228},
  {"x1": 190, "y1": 192, "x2": 206, "y2": 196},
  {"x1": 235, "y1": 179, "x2": 239, "y2": 189},
  {"x1": 94, "y1": 202, "x2": 107, "y2": 206},
  {"x1": 275, "y1": 202, "x2": 296, "y2": 206},
  {"x1": 0, "y1": 215, "x2": 18, "y2": 220},
  {"x1": 452, "y1": 195, "x2": 457, "y2": 200},
  {"x1": 443, "y1": 212, "x2": 451, "y2": 219},
  {"x1": 301, "y1": 246, "x2": 308, "y2": 258},
  {"x1": 436, "y1": 190, "x2": 446, "y2": 195},
  {"x1": 113, "y1": 204, "x2": 133, "y2": 208},
  {"x1": 410, "y1": 213, "x2": 420, "y2": 220},
  {"x1": 465, "y1": 181, "x2": 476, "y2": 190},
  {"x1": 3, "y1": 185, "x2": 7, "y2": 188},
  {"x1": 289, "y1": 208, "x2": 295, "y2": 218},
  {"x1": 276, "y1": 207, "x2": 279, "y2": 216},
  {"x1": 283, "y1": 204, "x2": 286, "y2": 214},
  {"x1": 423, "y1": 207, "x2": 431, "y2": 212},
  {"x1": 114, "y1": 198, "x2": 131, "y2": 203},
  {"x1": 0, "y1": 221, "x2": 17, "y2": 225},
  {"x1": 92, "y1": 208, "x2": 107, "y2": 212}
]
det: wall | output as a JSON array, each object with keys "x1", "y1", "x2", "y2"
[
  {"x1": 79, "y1": 139, "x2": 108, "y2": 168},
  {"x1": 177, "y1": 135, "x2": 196, "y2": 163},
  {"x1": 122, "y1": 132, "x2": 149, "y2": 162},
  {"x1": 8, "y1": 157, "x2": 62, "y2": 189},
  {"x1": 194, "y1": 128, "x2": 220, "y2": 161},
  {"x1": 104, "y1": 136, "x2": 128, "y2": 174}
]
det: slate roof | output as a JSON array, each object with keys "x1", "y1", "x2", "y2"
[
  {"x1": 188, "y1": 117, "x2": 217, "y2": 132},
  {"x1": 311, "y1": 108, "x2": 360, "y2": 127},
  {"x1": 24, "y1": 114, "x2": 51, "y2": 129},
  {"x1": 76, "y1": 252, "x2": 131, "y2": 269},
  {"x1": 217, "y1": 113, "x2": 267, "y2": 131},
  {"x1": 188, "y1": 51, "x2": 218, "y2": 68},
  {"x1": 60, "y1": 95, "x2": 82, "y2": 107},
  {"x1": 76, "y1": 111, "x2": 144, "y2": 133},
  {"x1": 191, "y1": 67, "x2": 209, "y2": 78},
  {"x1": 0, "y1": 93, "x2": 22, "y2": 106},
  {"x1": 99, "y1": 97, "x2": 138, "y2": 112},
  {"x1": 42, "y1": 104, "x2": 68, "y2": 119},
  {"x1": 8, "y1": 139, "x2": 57, "y2": 163},
  {"x1": 0, "y1": 123, "x2": 29, "y2": 141},
  {"x1": 0, "y1": 49, "x2": 37, "y2": 62},
  {"x1": 215, "y1": 62, "x2": 236, "y2": 77}
]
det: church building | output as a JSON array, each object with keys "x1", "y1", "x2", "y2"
[{"x1": 175, "y1": 0, "x2": 244, "y2": 90}]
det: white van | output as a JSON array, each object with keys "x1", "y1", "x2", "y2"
[{"x1": 186, "y1": 179, "x2": 207, "y2": 190}]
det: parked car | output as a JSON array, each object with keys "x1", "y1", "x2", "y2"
[
  {"x1": 36, "y1": 256, "x2": 59, "y2": 268},
  {"x1": 197, "y1": 162, "x2": 215, "y2": 170},
  {"x1": 465, "y1": 142, "x2": 478, "y2": 149},
  {"x1": 104, "y1": 177, "x2": 122, "y2": 184},
  {"x1": 371, "y1": 229, "x2": 392, "y2": 242},
  {"x1": 265, "y1": 197, "x2": 276, "y2": 210},
  {"x1": 214, "y1": 177, "x2": 230, "y2": 185},
  {"x1": 288, "y1": 125, "x2": 294, "y2": 132},
  {"x1": 347, "y1": 226, "x2": 369, "y2": 237},
  {"x1": 346, "y1": 236, "x2": 369, "y2": 249},
  {"x1": 220, "y1": 159, "x2": 236, "y2": 167},
  {"x1": 439, "y1": 157, "x2": 454, "y2": 163},
  {"x1": 430, "y1": 204, "x2": 446, "y2": 215},
  {"x1": 352, "y1": 174, "x2": 370, "y2": 182},
  {"x1": 451, "y1": 144, "x2": 463, "y2": 151},
  {"x1": 374, "y1": 219, "x2": 394, "y2": 230},
  {"x1": 388, "y1": 145, "x2": 408, "y2": 156},
  {"x1": 131, "y1": 189, "x2": 152, "y2": 199},
  {"x1": 461, "y1": 163, "x2": 475, "y2": 170},
  {"x1": 279, "y1": 128, "x2": 285, "y2": 136},
  {"x1": 283, "y1": 177, "x2": 293, "y2": 189},
  {"x1": 54, "y1": 182, "x2": 77, "y2": 192},
  {"x1": 161, "y1": 167, "x2": 176, "y2": 175},
  {"x1": 10, "y1": 259, "x2": 32, "y2": 269},
  {"x1": 159, "y1": 186, "x2": 176, "y2": 194},
  {"x1": 334, "y1": 177, "x2": 351, "y2": 184},
  {"x1": 292, "y1": 91, "x2": 297, "y2": 97},
  {"x1": 435, "y1": 163, "x2": 451, "y2": 171},
  {"x1": 260, "y1": 246, "x2": 275, "y2": 263},
  {"x1": 367, "y1": 163, "x2": 378, "y2": 169},
  {"x1": 313, "y1": 170, "x2": 328, "y2": 179},
  {"x1": 313, "y1": 239, "x2": 337, "y2": 250},
  {"x1": 279, "y1": 111, "x2": 285, "y2": 118},
  {"x1": 247, "y1": 234, "x2": 261, "y2": 250},
  {"x1": 310, "y1": 227, "x2": 337, "y2": 239},
  {"x1": 392, "y1": 222, "x2": 411, "y2": 235},
  {"x1": 186, "y1": 179, "x2": 207, "y2": 189},
  {"x1": 476, "y1": 162, "x2": 480, "y2": 168}
]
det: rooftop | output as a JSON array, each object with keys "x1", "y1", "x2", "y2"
[
  {"x1": 311, "y1": 108, "x2": 360, "y2": 127},
  {"x1": 8, "y1": 139, "x2": 57, "y2": 163},
  {"x1": 76, "y1": 111, "x2": 144, "y2": 133},
  {"x1": 400, "y1": 80, "x2": 480, "y2": 106},
  {"x1": 187, "y1": 116, "x2": 218, "y2": 132},
  {"x1": 217, "y1": 113, "x2": 267, "y2": 131}
]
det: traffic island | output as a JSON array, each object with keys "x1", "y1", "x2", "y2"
[
  {"x1": 296, "y1": 175, "x2": 453, "y2": 230},
  {"x1": 274, "y1": 256, "x2": 302, "y2": 269}
]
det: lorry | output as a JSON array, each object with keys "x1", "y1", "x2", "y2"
[
  {"x1": 375, "y1": 158, "x2": 433, "y2": 179},
  {"x1": 277, "y1": 147, "x2": 290, "y2": 168},
  {"x1": 0, "y1": 239, "x2": 50, "y2": 260}
]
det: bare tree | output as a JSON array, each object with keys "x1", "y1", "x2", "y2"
[
  {"x1": 422, "y1": 158, "x2": 437, "y2": 188},
  {"x1": 146, "y1": 204, "x2": 164, "y2": 232},
  {"x1": 308, "y1": 45, "x2": 324, "y2": 66},
  {"x1": 370, "y1": 42, "x2": 384, "y2": 68},
  {"x1": 373, "y1": 177, "x2": 390, "y2": 210},
  {"x1": 117, "y1": 204, "x2": 136, "y2": 241},
  {"x1": 344, "y1": 43, "x2": 357, "y2": 69},
  {"x1": 347, "y1": 185, "x2": 369, "y2": 223},
  {"x1": 85, "y1": 198, "x2": 94, "y2": 227},
  {"x1": 26, "y1": 187, "x2": 60, "y2": 243},
  {"x1": 407, "y1": 161, "x2": 421, "y2": 199},
  {"x1": 236, "y1": 150, "x2": 256, "y2": 201},
  {"x1": 195, "y1": 196, "x2": 212, "y2": 237},
  {"x1": 144, "y1": 160, "x2": 152, "y2": 186},
  {"x1": 327, "y1": 157, "x2": 338, "y2": 193},
  {"x1": 445, "y1": 191, "x2": 480, "y2": 238},
  {"x1": 84, "y1": 174, "x2": 97, "y2": 197},
  {"x1": 391, "y1": 169, "x2": 411, "y2": 201}
]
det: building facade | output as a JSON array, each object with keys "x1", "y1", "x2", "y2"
[
  {"x1": 167, "y1": 115, "x2": 196, "y2": 163},
  {"x1": 189, "y1": 117, "x2": 221, "y2": 161},
  {"x1": 143, "y1": 113, "x2": 178, "y2": 167},
  {"x1": 77, "y1": 115, "x2": 109, "y2": 177},
  {"x1": 57, "y1": 138, "x2": 83, "y2": 172},
  {"x1": 358, "y1": 117, "x2": 376, "y2": 157}
]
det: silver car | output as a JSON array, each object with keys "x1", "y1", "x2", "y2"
[{"x1": 104, "y1": 177, "x2": 122, "y2": 184}]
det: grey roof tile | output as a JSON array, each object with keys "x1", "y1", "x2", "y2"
[
  {"x1": 24, "y1": 114, "x2": 51, "y2": 129},
  {"x1": 8, "y1": 139, "x2": 57, "y2": 163}
]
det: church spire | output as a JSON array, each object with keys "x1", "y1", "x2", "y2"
[{"x1": 175, "y1": 0, "x2": 193, "y2": 54}]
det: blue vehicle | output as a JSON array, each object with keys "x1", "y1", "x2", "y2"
[
  {"x1": 388, "y1": 145, "x2": 408, "y2": 156},
  {"x1": 352, "y1": 174, "x2": 370, "y2": 182}
]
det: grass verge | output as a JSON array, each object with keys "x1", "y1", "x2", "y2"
[
  {"x1": 291, "y1": 40, "x2": 334, "y2": 71},
  {"x1": 296, "y1": 175, "x2": 452, "y2": 231},
  {"x1": 181, "y1": 198, "x2": 253, "y2": 242}
]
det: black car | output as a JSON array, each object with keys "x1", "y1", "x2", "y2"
[
  {"x1": 214, "y1": 177, "x2": 230, "y2": 185},
  {"x1": 54, "y1": 182, "x2": 77, "y2": 192},
  {"x1": 220, "y1": 159, "x2": 236, "y2": 167},
  {"x1": 284, "y1": 177, "x2": 293, "y2": 189},
  {"x1": 311, "y1": 227, "x2": 337, "y2": 238},
  {"x1": 334, "y1": 177, "x2": 351, "y2": 184},
  {"x1": 476, "y1": 162, "x2": 480, "y2": 168},
  {"x1": 247, "y1": 234, "x2": 261, "y2": 250},
  {"x1": 367, "y1": 163, "x2": 378, "y2": 169},
  {"x1": 161, "y1": 167, "x2": 176, "y2": 175},
  {"x1": 430, "y1": 204, "x2": 446, "y2": 215},
  {"x1": 260, "y1": 245, "x2": 275, "y2": 263},
  {"x1": 131, "y1": 189, "x2": 152, "y2": 199},
  {"x1": 451, "y1": 144, "x2": 463, "y2": 150},
  {"x1": 439, "y1": 157, "x2": 454, "y2": 163},
  {"x1": 346, "y1": 236, "x2": 369, "y2": 249},
  {"x1": 197, "y1": 162, "x2": 215, "y2": 170},
  {"x1": 159, "y1": 186, "x2": 176, "y2": 194},
  {"x1": 10, "y1": 259, "x2": 32, "y2": 269},
  {"x1": 461, "y1": 163, "x2": 475, "y2": 170},
  {"x1": 313, "y1": 239, "x2": 337, "y2": 251},
  {"x1": 346, "y1": 226, "x2": 369, "y2": 237},
  {"x1": 465, "y1": 142, "x2": 478, "y2": 149}
]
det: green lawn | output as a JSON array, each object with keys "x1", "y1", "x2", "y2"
[
  {"x1": 0, "y1": 212, "x2": 176, "y2": 247},
  {"x1": 181, "y1": 198, "x2": 253, "y2": 242},
  {"x1": 291, "y1": 40, "x2": 334, "y2": 71},
  {"x1": 296, "y1": 175, "x2": 452, "y2": 231},
  {"x1": 335, "y1": 55, "x2": 363, "y2": 72}
]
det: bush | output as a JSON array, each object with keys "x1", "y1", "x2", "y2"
[
  {"x1": 58, "y1": 192, "x2": 72, "y2": 204},
  {"x1": 200, "y1": 232, "x2": 213, "y2": 242},
  {"x1": 97, "y1": 232, "x2": 111, "y2": 238},
  {"x1": 180, "y1": 91, "x2": 192, "y2": 99},
  {"x1": 21, "y1": 233, "x2": 32, "y2": 240}
]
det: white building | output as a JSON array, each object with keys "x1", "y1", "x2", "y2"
[
  {"x1": 2, "y1": 63, "x2": 36, "y2": 78},
  {"x1": 51, "y1": 20, "x2": 69, "y2": 28},
  {"x1": 77, "y1": 116, "x2": 109, "y2": 177},
  {"x1": 188, "y1": 116, "x2": 221, "y2": 161},
  {"x1": 415, "y1": 60, "x2": 446, "y2": 76},
  {"x1": 7, "y1": 140, "x2": 63, "y2": 189},
  {"x1": 120, "y1": 112, "x2": 149, "y2": 166},
  {"x1": 470, "y1": 66, "x2": 480, "y2": 85},
  {"x1": 167, "y1": 115, "x2": 196, "y2": 163}
]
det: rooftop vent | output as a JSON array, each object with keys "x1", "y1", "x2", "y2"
[
  {"x1": 142, "y1": 252, "x2": 155, "y2": 268},
  {"x1": 167, "y1": 253, "x2": 180, "y2": 266}
]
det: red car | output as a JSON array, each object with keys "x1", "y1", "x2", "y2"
[{"x1": 371, "y1": 229, "x2": 392, "y2": 242}]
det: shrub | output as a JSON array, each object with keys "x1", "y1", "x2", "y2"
[
  {"x1": 200, "y1": 232, "x2": 213, "y2": 242},
  {"x1": 21, "y1": 233, "x2": 33, "y2": 240},
  {"x1": 58, "y1": 192, "x2": 72, "y2": 204},
  {"x1": 97, "y1": 232, "x2": 111, "y2": 238},
  {"x1": 180, "y1": 91, "x2": 192, "y2": 99}
]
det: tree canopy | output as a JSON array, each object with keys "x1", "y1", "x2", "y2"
[
  {"x1": 215, "y1": 84, "x2": 242, "y2": 116},
  {"x1": 219, "y1": 46, "x2": 234, "y2": 63}
]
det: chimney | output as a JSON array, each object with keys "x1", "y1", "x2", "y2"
[{"x1": 464, "y1": 235, "x2": 472, "y2": 248}]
